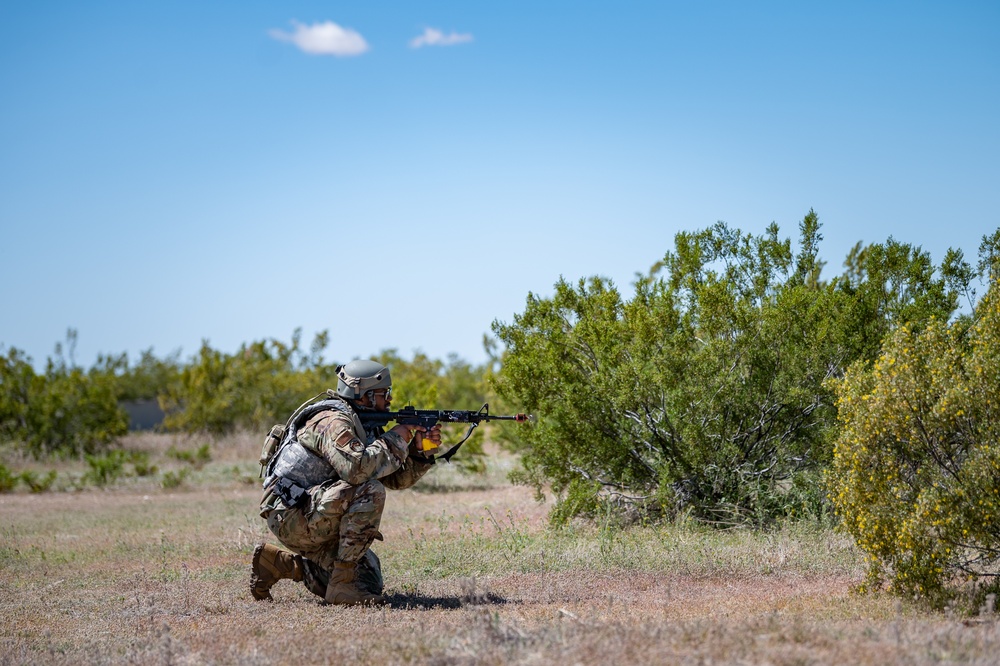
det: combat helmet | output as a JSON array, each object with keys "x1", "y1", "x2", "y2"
[{"x1": 335, "y1": 359, "x2": 391, "y2": 401}]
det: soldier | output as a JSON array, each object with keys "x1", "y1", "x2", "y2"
[{"x1": 250, "y1": 359, "x2": 441, "y2": 605}]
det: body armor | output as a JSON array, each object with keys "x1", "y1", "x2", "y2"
[
  {"x1": 262, "y1": 396, "x2": 385, "y2": 506},
  {"x1": 268, "y1": 440, "x2": 336, "y2": 489},
  {"x1": 262, "y1": 398, "x2": 352, "y2": 503}
]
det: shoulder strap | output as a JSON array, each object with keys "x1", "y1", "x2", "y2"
[
  {"x1": 283, "y1": 389, "x2": 337, "y2": 431},
  {"x1": 264, "y1": 390, "x2": 345, "y2": 480}
]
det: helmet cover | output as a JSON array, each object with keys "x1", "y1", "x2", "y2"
[{"x1": 335, "y1": 359, "x2": 391, "y2": 400}]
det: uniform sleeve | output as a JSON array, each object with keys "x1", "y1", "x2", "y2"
[
  {"x1": 381, "y1": 455, "x2": 435, "y2": 490},
  {"x1": 298, "y1": 411, "x2": 410, "y2": 485}
]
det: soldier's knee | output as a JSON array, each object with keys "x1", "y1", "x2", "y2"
[
  {"x1": 363, "y1": 479, "x2": 387, "y2": 510},
  {"x1": 348, "y1": 479, "x2": 386, "y2": 514}
]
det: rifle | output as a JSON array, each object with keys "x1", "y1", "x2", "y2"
[{"x1": 357, "y1": 403, "x2": 530, "y2": 462}]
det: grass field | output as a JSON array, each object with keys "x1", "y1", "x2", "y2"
[{"x1": 1, "y1": 432, "x2": 998, "y2": 665}]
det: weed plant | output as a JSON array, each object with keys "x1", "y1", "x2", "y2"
[
  {"x1": 19, "y1": 469, "x2": 57, "y2": 493},
  {"x1": 0, "y1": 462, "x2": 17, "y2": 492},
  {"x1": 165, "y1": 443, "x2": 212, "y2": 469}
]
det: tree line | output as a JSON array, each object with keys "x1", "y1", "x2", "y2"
[{"x1": 0, "y1": 329, "x2": 495, "y2": 458}]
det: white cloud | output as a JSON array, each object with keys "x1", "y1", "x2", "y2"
[
  {"x1": 269, "y1": 20, "x2": 369, "y2": 57},
  {"x1": 409, "y1": 27, "x2": 473, "y2": 49}
]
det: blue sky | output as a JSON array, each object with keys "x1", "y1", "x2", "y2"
[{"x1": 2, "y1": 1, "x2": 998, "y2": 370}]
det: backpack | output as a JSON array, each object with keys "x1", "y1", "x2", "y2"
[{"x1": 257, "y1": 389, "x2": 341, "y2": 477}]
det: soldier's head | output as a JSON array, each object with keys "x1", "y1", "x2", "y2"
[{"x1": 335, "y1": 359, "x2": 392, "y2": 411}]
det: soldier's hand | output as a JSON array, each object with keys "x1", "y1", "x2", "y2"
[
  {"x1": 390, "y1": 423, "x2": 421, "y2": 442},
  {"x1": 414, "y1": 425, "x2": 442, "y2": 454}
]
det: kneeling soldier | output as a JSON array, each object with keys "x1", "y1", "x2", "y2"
[{"x1": 251, "y1": 359, "x2": 439, "y2": 605}]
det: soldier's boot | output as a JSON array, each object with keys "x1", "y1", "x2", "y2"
[
  {"x1": 250, "y1": 543, "x2": 303, "y2": 601},
  {"x1": 324, "y1": 560, "x2": 384, "y2": 606},
  {"x1": 300, "y1": 558, "x2": 330, "y2": 598}
]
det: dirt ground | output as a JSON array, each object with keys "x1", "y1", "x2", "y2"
[{"x1": 1, "y1": 447, "x2": 998, "y2": 665}]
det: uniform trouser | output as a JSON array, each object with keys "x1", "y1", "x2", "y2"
[{"x1": 264, "y1": 478, "x2": 386, "y2": 578}]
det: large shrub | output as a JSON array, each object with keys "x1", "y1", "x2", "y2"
[
  {"x1": 103, "y1": 347, "x2": 183, "y2": 402},
  {"x1": 0, "y1": 347, "x2": 34, "y2": 442},
  {"x1": 492, "y1": 212, "x2": 966, "y2": 525},
  {"x1": 827, "y1": 279, "x2": 1000, "y2": 603},
  {"x1": 0, "y1": 346, "x2": 127, "y2": 457},
  {"x1": 159, "y1": 331, "x2": 335, "y2": 435}
]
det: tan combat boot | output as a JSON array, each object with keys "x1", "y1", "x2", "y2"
[
  {"x1": 324, "y1": 560, "x2": 384, "y2": 606},
  {"x1": 250, "y1": 543, "x2": 303, "y2": 601}
]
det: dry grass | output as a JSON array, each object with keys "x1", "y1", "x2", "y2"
[{"x1": 1, "y1": 433, "x2": 998, "y2": 665}]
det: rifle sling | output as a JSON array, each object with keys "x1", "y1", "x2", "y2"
[{"x1": 436, "y1": 422, "x2": 480, "y2": 463}]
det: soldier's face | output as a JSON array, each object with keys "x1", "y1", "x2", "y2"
[{"x1": 371, "y1": 388, "x2": 392, "y2": 411}]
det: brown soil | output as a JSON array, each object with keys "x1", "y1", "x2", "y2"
[{"x1": 1, "y1": 463, "x2": 997, "y2": 665}]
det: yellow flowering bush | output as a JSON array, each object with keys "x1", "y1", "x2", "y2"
[{"x1": 828, "y1": 280, "x2": 1000, "y2": 603}]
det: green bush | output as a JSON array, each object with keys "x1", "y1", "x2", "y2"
[
  {"x1": 84, "y1": 450, "x2": 128, "y2": 487},
  {"x1": 114, "y1": 348, "x2": 182, "y2": 402},
  {"x1": 130, "y1": 451, "x2": 158, "y2": 477},
  {"x1": 833, "y1": 238, "x2": 965, "y2": 364},
  {"x1": 827, "y1": 278, "x2": 1000, "y2": 604},
  {"x1": 33, "y1": 367, "x2": 129, "y2": 457},
  {"x1": 166, "y1": 443, "x2": 211, "y2": 469},
  {"x1": 0, "y1": 463, "x2": 18, "y2": 493},
  {"x1": 0, "y1": 340, "x2": 128, "y2": 457},
  {"x1": 0, "y1": 348, "x2": 34, "y2": 444},
  {"x1": 4, "y1": 324, "x2": 496, "y2": 476},
  {"x1": 492, "y1": 212, "x2": 969, "y2": 525},
  {"x1": 159, "y1": 331, "x2": 336, "y2": 435},
  {"x1": 20, "y1": 469, "x2": 57, "y2": 493},
  {"x1": 161, "y1": 468, "x2": 189, "y2": 489}
]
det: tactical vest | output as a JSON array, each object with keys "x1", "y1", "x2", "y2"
[
  {"x1": 262, "y1": 398, "x2": 352, "y2": 492},
  {"x1": 261, "y1": 395, "x2": 388, "y2": 504}
]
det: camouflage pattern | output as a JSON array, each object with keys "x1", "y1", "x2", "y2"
[
  {"x1": 265, "y1": 478, "x2": 385, "y2": 569},
  {"x1": 259, "y1": 396, "x2": 434, "y2": 595},
  {"x1": 296, "y1": 406, "x2": 411, "y2": 485}
]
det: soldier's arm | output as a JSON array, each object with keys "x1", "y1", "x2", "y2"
[
  {"x1": 301, "y1": 411, "x2": 409, "y2": 485},
  {"x1": 381, "y1": 454, "x2": 435, "y2": 490},
  {"x1": 382, "y1": 425, "x2": 440, "y2": 489}
]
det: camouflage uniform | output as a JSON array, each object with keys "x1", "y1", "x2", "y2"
[{"x1": 259, "y1": 397, "x2": 434, "y2": 596}]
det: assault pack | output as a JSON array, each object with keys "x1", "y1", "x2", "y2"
[
  {"x1": 258, "y1": 389, "x2": 353, "y2": 508},
  {"x1": 258, "y1": 389, "x2": 340, "y2": 476}
]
